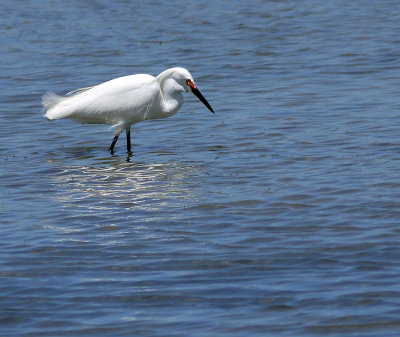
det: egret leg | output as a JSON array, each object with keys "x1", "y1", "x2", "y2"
[
  {"x1": 126, "y1": 128, "x2": 132, "y2": 155},
  {"x1": 109, "y1": 134, "x2": 119, "y2": 154}
]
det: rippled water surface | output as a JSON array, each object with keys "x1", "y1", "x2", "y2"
[{"x1": 2, "y1": 1, "x2": 400, "y2": 336}]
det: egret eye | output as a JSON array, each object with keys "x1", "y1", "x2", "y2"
[{"x1": 185, "y1": 78, "x2": 196, "y2": 89}]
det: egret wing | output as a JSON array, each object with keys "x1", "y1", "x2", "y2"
[{"x1": 44, "y1": 74, "x2": 159, "y2": 125}]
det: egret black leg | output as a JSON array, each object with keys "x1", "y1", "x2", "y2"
[
  {"x1": 126, "y1": 128, "x2": 132, "y2": 155},
  {"x1": 109, "y1": 134, "x2": 119, "y2": 154}
]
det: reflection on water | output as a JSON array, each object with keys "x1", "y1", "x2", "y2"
[{"x1": 50, "y1": 153, "x2": 203, "y2": 216}]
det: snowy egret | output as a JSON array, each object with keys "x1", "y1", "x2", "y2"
[{"x1": 42, "y1": 67, "x2": 214, "y2": 154}]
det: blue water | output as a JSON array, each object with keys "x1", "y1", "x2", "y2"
[{"x1": 2, "y1": 0, "x2": 400, "y2": 336}]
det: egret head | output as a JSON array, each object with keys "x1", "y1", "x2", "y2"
[{"x1": 158, "y1": 67, "x2": 214, "y2": 114}]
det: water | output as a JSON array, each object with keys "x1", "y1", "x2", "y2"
[{"x1": 1, "y1": 0, "x2": 400, "y2": 336}]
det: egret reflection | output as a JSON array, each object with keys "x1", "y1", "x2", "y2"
[{"x1": 52, "y1": 159, "x2": 202, "y2": 214}]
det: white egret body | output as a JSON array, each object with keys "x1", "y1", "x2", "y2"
[{"x1": 42, "y1": 67, "x2": 214, "y2": 154}]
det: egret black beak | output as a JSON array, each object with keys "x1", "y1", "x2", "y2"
[{"x1": 186, "y1": 79, "x2": 214, "y2": 113}]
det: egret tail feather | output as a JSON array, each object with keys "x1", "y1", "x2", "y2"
[{"x1": 42, "y1": 92, "x2": 74, "y2": 120}]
